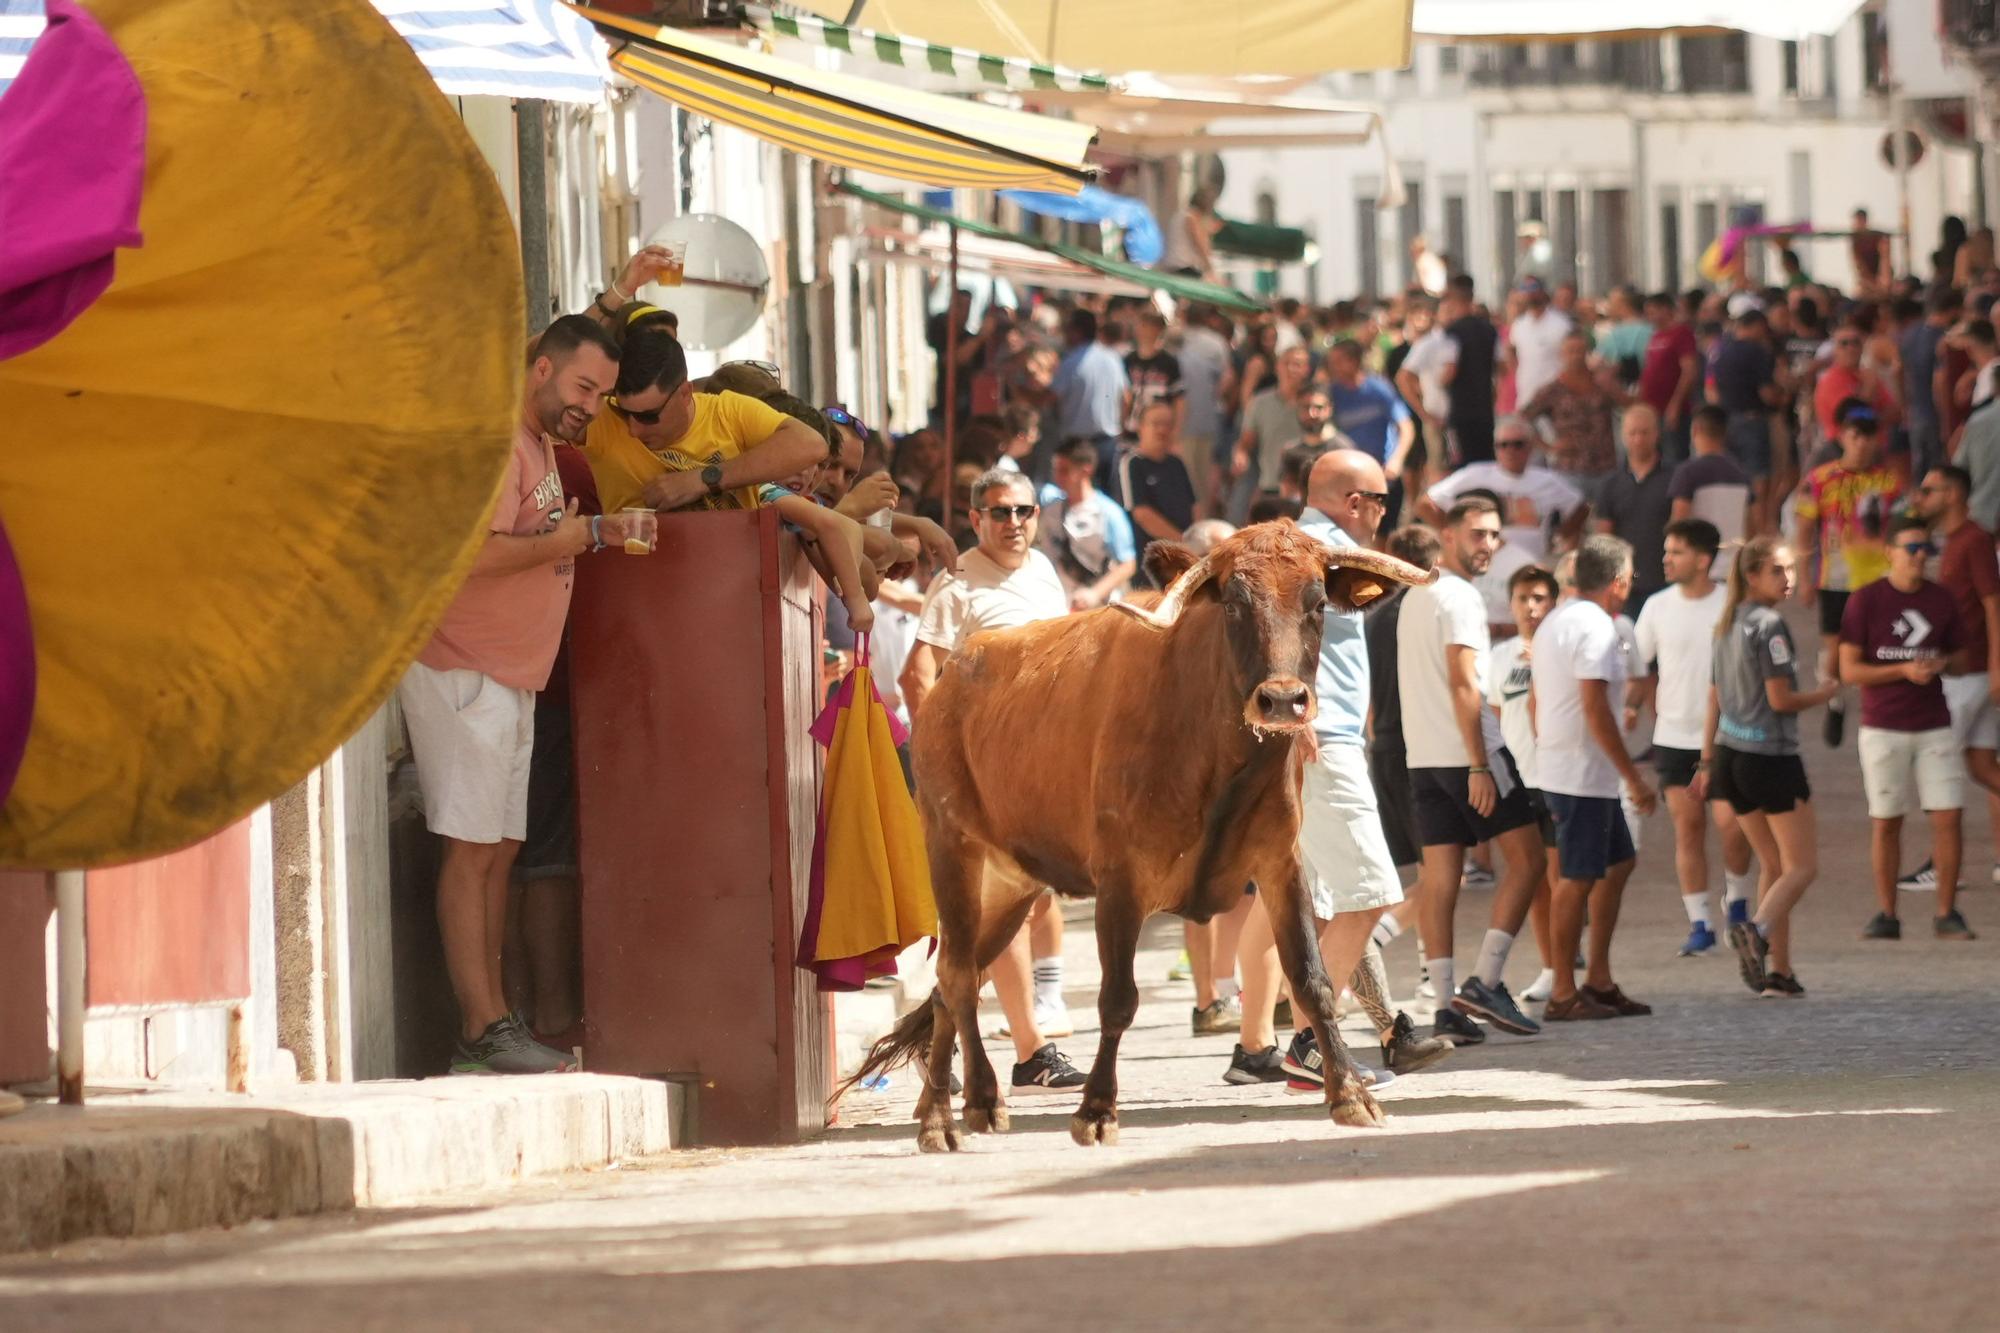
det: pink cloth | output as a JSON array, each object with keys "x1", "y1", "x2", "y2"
[{"x1": 0, "y1": 0, "x2": 146, "y2": 361}]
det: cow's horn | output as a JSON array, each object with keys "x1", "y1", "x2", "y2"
[{"x1": 1114, "y1": 554, "x2": 1215, "y2": 630}]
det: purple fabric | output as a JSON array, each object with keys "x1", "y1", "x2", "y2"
[
  {"x1": 0, "y1": 519, "x2": 30, "y2": 806},
  {"x1": 0, "y1": 0, "x2": 146, "y2": 361}
]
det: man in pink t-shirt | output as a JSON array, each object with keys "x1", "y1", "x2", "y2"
[
  {"x1": 1814, "y1": 323, "x2": 1899, "y2": 443},
  {"x1": 398, "y1": 316, "x2": 629, "y2": 1076}
]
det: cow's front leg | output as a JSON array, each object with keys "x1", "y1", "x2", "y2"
[
  {"x1": 1072, "y1": 893, "x2": 1143, "y2": 1147},
  {"x1": 1268, "y1": 866, "x2": 1384, "y2": 1129}
]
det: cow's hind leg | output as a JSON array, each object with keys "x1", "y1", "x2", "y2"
[
  {"x1": 1268, "y1": 867, "x2": 1384, "y2": 1129},
  {"x1": 1072, "y1": 889, "x2": 1142, "y2": 1147},
  {"x1": 919, "y1": 829, "x2": 988, "y2": 1152},
  {"x1": 913, "y1": 990, "x2": 961, "y2": 1154}
]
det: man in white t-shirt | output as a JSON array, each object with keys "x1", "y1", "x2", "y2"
[
  {"x1": 903, "y1": 470, "x2": 1086, "y2": 1098},
  {"x1": 1397, "y1": 495, "x2": 1549, "y2": 1045},
  {"x1": 1531, "y1": 535, "x2": 1659, "y2": 1021},
  {"x1": 1420, "y1": 417, "x2": 1588, "y2": 561},
  {"x1": 1509, "y1": 276, "x2": 1574, "y2": 408},
  {"x1": 1629, "y1": 518, "x2": 1757, "y2": 956}
]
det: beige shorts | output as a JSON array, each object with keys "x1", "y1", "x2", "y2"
[
  {"x1": 398, "y1": 662, "x2": 535, "y2": 844},
  {"x1": 1945, "y1": 673, "x2": 2000, "y2": 752},
  {"x1": 1857, "y1": 725, "x2": 1963, "y2": 820},
  {"x1": 1300, "y1": 741, "x2": 1405, "y2": 919}
]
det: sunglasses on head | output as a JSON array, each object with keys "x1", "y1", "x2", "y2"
[
  {"x1": 719, "y1": 358, "x2": 782, "y2": 378},
  {"x1": 607, "y1": 395, "x2": 664, "y2": 426},
  {"x1": 981, "y1": 504, "x2": 1038, "y2": 523},
  {"x1": 823, "y1": 405, "x2": 871, "y2": 436}
]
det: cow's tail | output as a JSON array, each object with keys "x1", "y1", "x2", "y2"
[{"x1": 830, "y1": 990, "x2": 938, "y2": 1109}]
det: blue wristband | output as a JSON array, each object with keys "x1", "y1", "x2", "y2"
[{"x1": 588, "y1": 515, "x2": 603, "y2": 551}]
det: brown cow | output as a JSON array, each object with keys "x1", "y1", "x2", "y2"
[{"x1": 843, "y1": 520, "x2": 1436, "y2": 1150}]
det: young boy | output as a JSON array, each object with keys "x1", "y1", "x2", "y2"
[{"x1": 1488, "y1": 563, "x2": 1563, "y2": 1002}]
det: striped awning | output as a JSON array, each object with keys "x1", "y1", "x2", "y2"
[
  {"x1": 567, "y1": 4, "x2": 1096, "y2": 194},
  {"x1": 750, "y1": 4, "x2": 1112, "y2": 93},
  {"x1": 0, "y1": 1, "x2": 609, "y2": 102}
]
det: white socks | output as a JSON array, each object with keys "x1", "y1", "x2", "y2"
[
  {"x1": 1426, "y1": 956, "x2": 1456, "y2": 1002},
  {"x1": 1724, "y1": 868, "x2": 1755, "y2": 906},
  {"x1": 1033, "y1": 956, "x2": 1064, "y2": 1010},
  {"x1": 1473, "y1": 928, "x2": 1514, "y2": 987},
  {"x1": 1371, "y1": 914, "x2": 1405, "y2": 950},
  {"x1": 1682, "y1": 892, "x2": 1713, "y2": 927}
]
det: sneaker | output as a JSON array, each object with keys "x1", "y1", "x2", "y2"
[
  {"x1": 1191, "y1": 998, "x2": 1237, "y2": 1035},
  {"x1": 1382, "y1": 1011, "x2": 1453, "y2": 1074},
  {"x1": 1520, "y1": 968, "x2": 1555, "y2": 1002},
  {"x1": 1416, "y1": 978, "x2": 1437, "y2": 1001},
  {"x1": 1453, "y1": 977, "x2": 1541, "y2": 1036},
  {"x1": 1033, "y1": 999, "x2": 1074, "y2": 1039},
  {"x1": 1167, "y1": 950, "x2": 1193, "y2": 982},
  {"x1": 1580, "y1": 983, "x2": 1653, "y2": 1016},
  {"x1": 1012, "y1": 1043, "x2": 1087, "y2": 1094},
  {"x1": 1280, "y1": 1029, "x2": 1398, "y2": 1092},
  {"x1": 1823, "y1": 693, "x2": 1846, "y2": 748},
  {"x1": 1729, "y1": 921, "x2": 1770, "y2": 994},
  {"x1": 450, "y1": 1015, "x2": 575, "y2": 1075},
  {"x1": 1542, "y1": 991, "x2": 1617, "y2": 1021},
  {"x1": 1222, "y1": 1043, "x2": 1288, "y2": 1085},
  {"x1": 1433, "y1": 1007, "x2": 1486, "y2": 1046},
  {"x1": 1860, "y1": 911, "x2": 1902, "y2": 941},
  {"x1": 1678, "y1": 923, "x2": 1719, "y2": 957},
  {"x1": 1726, "y1": 898, "x2": 1751, "y2": 927},
  {"x1": 1760, "y1": 972, "x2": 1806, "y2": 998},
  {"x1": 1897, "y1": 859, "x2": 1938, "y2": 892},
  {"x1": 1461, "y1": 863, "x2": 1496, "y2": 891},
  {"x1": 1935, "y1": 909, "x2": 1978, "y2": 940}
]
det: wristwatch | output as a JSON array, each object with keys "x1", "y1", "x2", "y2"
[{"x1": 701, "y1": 462, "x2": 724, "y2": 496}]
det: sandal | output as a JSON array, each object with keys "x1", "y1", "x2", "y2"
[
  {"x1": 1580, "y1": 983, "x2": 1653, "y2": 1017},
  {"x1": 1542, "y1": 992, "x2": 1616, "y2": 1021}
]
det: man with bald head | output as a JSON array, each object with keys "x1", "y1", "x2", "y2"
[{"x1": 1225, "y1": 448, "x2": 1454, "y2": 1090}]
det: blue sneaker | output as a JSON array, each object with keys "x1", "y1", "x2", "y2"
[
  {"x1": 1726, "y1": 898, "x2": 1750, "y2": 927},
  {"x1": 1678, "y1": 923, "x2": 1718, "y2": 957},
  {"x1": 1452, "y1": 977, "x2": 1541, "y2": 1036}
]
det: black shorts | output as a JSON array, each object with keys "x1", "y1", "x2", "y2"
[
  {"x1": 1817, "y1": 589, "x2": 1850, "y2": 638},
  {"x1": 1369, "y1": 743, "x2": 1420, "y2": 868},
  {"x1": 1710, "y1": 746, "x2": 1812, "y2": 816},
  {"x1": 1654, "y1": 745, "x2": 1702, "y2": 790},
  {"x1": 1526, "y1": 788, "x2": 1558, "y2": 848},
  {"x1": 513, "y1": 688, "x2": 578, "y2": 882},
  {"x1": 1411, "y1": 749, "x2": 1537, "y2": 848}
]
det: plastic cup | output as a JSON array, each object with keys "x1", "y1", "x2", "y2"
[
  {"x1": 655, "y1": 237, "x2": 687, "y2": 288},
  {"x1": 620, "y1": 507, "x2": 657, "y2": 555}
]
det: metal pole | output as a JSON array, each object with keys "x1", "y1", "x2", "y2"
[
  {"x1": 1892, "y1": 91, "x2": 1914, "y2": 279},
  {"x1": 516, "y1": 98, "x2": 553, "y2": 334},
  {"x1": 943, "y1": 225, "x2": 960, "y2": 529},
  {"x1": 55, "y1": 870, "x2": 85, "y2": 1106}
]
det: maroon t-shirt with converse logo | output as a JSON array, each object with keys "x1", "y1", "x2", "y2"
[{"x1": 1839, "y1": 578, "x2": 1962, "y2": 732}]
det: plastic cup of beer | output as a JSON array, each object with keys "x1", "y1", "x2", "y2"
[
  {"x1": 620, "y1": 507, "x2": 658, "y2": 555},
  {"x1": 656, "y1": 237, "x2": 687, "y2": 287}
]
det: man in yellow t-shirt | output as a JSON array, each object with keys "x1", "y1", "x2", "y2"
[{"x1": 581, "y1": 329, "x2": 828, "y2": 513}]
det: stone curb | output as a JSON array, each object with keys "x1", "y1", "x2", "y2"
[{"x1": 0, "y1": 1073, "x2": 678, "y2": 1254}]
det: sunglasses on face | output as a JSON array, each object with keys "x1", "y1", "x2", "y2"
[
  {"x1": 607, "y1": 395, "x2": 664, "y2": 426},
  {"x1": 1347, "y1": 489, "x2": 1390, "y2": 506},
  {"x1": 1835, "y1": 337, "x2": 1861, "y2": 348},
  {"x1": 823, "y1": 405, "x2": 871, "y2": 436},
  {"x1": 1496, "y1": 437, "x2": 1531, "y2": 449},
  {"x1": 981, "y1": 504, "x2": 1038, "y2": 524},
  {"x1": 1897, "y1": 540, "x2": 1937, "y2": 556}
]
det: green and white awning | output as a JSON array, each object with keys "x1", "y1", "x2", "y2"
[{"x1": 752, "y1": 5, "x2": 1114, "y2": 92}]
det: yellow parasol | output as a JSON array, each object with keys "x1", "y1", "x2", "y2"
[{"x1": 0, "y1": 0, "x2": 523, "y2": 867}]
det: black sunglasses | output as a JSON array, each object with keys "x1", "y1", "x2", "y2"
[
  {"x1": 981, "y1": 504, "x2": 1038, "y2": 523},
  {"x1": 608, "y1": 395, "x2": 664, "y2": 426},
  {"x1": 1496, "y1": 436, "x2": 1532, "y2": 448},
  {"x1": 1348, "y1": 489, "x2": 1390, "y2": 506},
  {"x1": 1897, "y1": 540, "x2": 1937, "y2": 556},
  {"x1": 823, "y1": 405, "x2": 871, "y2": 436}
]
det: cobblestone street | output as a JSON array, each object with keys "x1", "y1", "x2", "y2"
[{"x1": 4, "y1": 684, "x2": 1995, "y2": 1332}]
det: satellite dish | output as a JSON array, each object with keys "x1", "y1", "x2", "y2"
[{"x1": 638, "y1": 213, "x2": 770, "y2": 351}]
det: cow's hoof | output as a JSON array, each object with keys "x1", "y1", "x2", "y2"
[
  {"x1": 963, "y1": 1103, "x2": 1009, "y2": 1134},
  {"x1": 1069, "y1": 1110, "x2": 1119, "y2": 1146},
  {"x1": 1330, "y1": 1086, "x2": 1386, "y2": 1129},
  {"x1": 916, "y1": 1121, "x2": 962, "y2": 1153}
]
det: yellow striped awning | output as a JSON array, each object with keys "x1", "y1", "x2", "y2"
[{"x1": 565, "y1": 5, "x2": 1097, "y2": 194}]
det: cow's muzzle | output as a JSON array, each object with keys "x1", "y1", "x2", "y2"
[{"x1": 1246, "y1": 676, "x2": 1315, "y2": 732}]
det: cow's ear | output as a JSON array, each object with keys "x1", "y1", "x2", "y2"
[
  {"x1": 1144, "y1": 541, "x2": 1199, "y2": 587},
  {"x1": 1325, "y1": 567, "x2": 1389, "y2": 611}
]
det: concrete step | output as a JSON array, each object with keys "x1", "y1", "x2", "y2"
[{"x1": 0, "y1": 1073, "x2": 681, "y2": 1255}]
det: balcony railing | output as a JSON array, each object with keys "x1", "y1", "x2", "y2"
[{"x1": 1465, "y1": 38, "x2": 1749, "y2": 95}]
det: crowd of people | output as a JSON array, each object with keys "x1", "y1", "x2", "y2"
[{"x1": 397, "y1": 213, "x2": 2000, "y2": 1089}]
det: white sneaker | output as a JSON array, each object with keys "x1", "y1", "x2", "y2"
[
  {"x1": 1416, "y1": 979, "x2": 1436, "y2": 1001},
  {"x1": 1033, "y1": 1000, "x2": 1074, "y2": 1039},
  {"x1": 1521, "y1": 968, "x2": 1556, "y2": 1003}
]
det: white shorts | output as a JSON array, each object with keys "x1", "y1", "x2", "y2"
[
  {"x1": 398, "y1": 662, "x2": 534, "y2": 844},
  {"x1": 1944, "y1": 673, "x2": 2000, "y2": 752},
  {"x1": 1857, "y1": 725, "x2": 1964, "y2": 820},
  {"x1": 1300, "y1": 741, "x2": 1405, "y2": 919}
]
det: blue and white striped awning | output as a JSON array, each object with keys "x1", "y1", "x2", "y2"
[{"x1": 0, "y1": 0, "x2": 608, "y2": 102}]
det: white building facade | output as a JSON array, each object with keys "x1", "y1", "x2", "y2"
[{"x1": 1221, "y1": 4, "x2": 1989, "y2": 303}]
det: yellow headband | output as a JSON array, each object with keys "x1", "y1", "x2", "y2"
[{"x1": 626, "y1": 303, "x2": 666, "y2": 326}]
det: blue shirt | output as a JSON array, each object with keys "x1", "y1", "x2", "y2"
[
  {"x1": 1036, "y1": 483, "x2": 1137, "y2": 587},
  {"x1": 1327, "y1": 375, "x2": 1410, "y2": 464},
  {"x1": 1298, "y1": 507, "x2": 1367, "y2": 746},
  {"x1": 1053, "y1": 342, "x2": 1128, "y2": 442}
]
